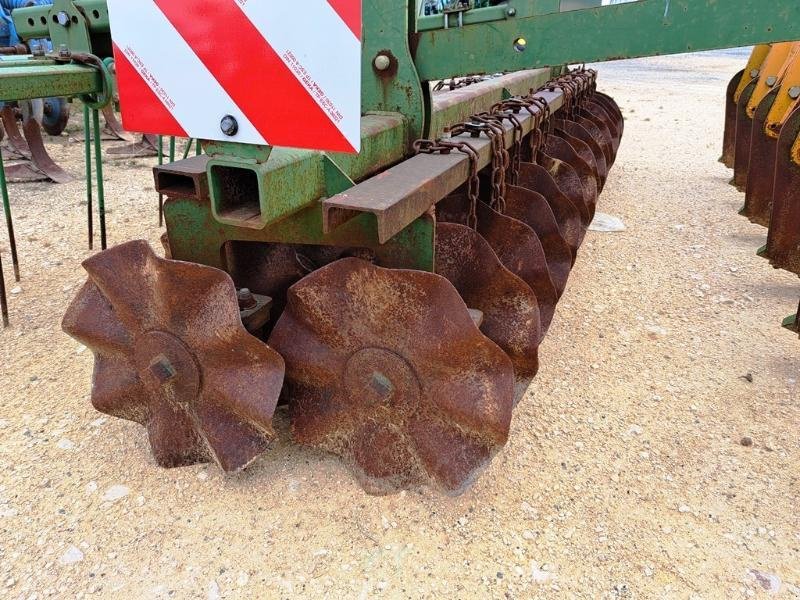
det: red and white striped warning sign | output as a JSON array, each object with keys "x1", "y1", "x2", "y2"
[{"x1": 107, "y1": 1, "x2": 362, "y2": 153}]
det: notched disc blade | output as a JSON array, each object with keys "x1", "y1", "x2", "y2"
[
  {"x1": 504, "y1": 185, "x2": 573, "y2": 297},
  {"x1": 544, "y1": 136, "x2": 598, "y2": 219},
  {"x1": 557, "y1": 118, "x2": 608, "y2": 189},
  {"x1": 577, "y1": 109, "x2": 614, "y2": 167},
  {"x1": 437, "y1": 194, "x2": 558, "y2": 333},
  {"x1": 62, "y1": 240, "x2": 285, "y2": 472},
  {"x1": 554, "y1": 125, "x2": 601, "y2": 193},
  {"x1": 435, "y1": 222, "x2": 541, "y2": 379},
  {"x1": 537, "y1": 151, "x2": 591, "y2": 226},
  {"x1": 268, "y1": 257, "x2": 515, "y2": 496},
  {"x1": 517, "y1": 162, "x2": 584, "y2": 258}
]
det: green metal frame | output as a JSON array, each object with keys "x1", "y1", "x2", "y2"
[{"x1": 413, "y1": 0, "x2": 800, "y2": 80}]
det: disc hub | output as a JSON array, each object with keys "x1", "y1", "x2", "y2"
[
  {"x1": 342, "y1": 348, "x2": 420, "y2": 418},
  {"x1": 133, "y1": 331, "x2": 200, "y2": 402}
]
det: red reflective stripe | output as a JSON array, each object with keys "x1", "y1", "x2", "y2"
[
  {"x1": 326, "y1": 0, "x2": 361, "y2": 40},
  {"x1": 153, "y1": 0, "x2": 356, "y2": 153},
  {"x1": 113, "y1": 43, "x2": 187, "y2": 137}
]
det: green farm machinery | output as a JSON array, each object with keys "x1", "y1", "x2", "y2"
[{"x1": 0, "y1": 0, "x2": 798, "y2": 495}]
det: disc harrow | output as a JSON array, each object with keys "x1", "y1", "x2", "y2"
[
  {"x1": 723, "y1": 44, "x2": 800, "y2": 335},
  {"x1": 63, "y1": 67, "x2": 623, "y2": 495}
]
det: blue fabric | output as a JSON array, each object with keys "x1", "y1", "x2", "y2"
[{"x1": 1, "y1": 1, "x2": 52, "y2": 47}]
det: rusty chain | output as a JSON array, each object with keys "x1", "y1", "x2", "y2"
[
  {"x1": 413, "y1": 70, "x2": 595, "y2": 228},
  {"x1": 467, "y1": 113, "x2": 509, "y2": 213},
  {"x1": 413, "y1": 137, "x2": 480, "y2": 229}
]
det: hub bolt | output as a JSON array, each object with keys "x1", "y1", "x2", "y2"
[
  {"x1": 220, "y1": 114, "x2": 239, "y2": 137},
  {"x1": 766, "y1": 75, "x2": 777, "y2": 87},
  {"x1": 507, "y1": 7, "x2": 517, "y2": 16},
  {"x1": 373, "y1": 54, "x2": 391, "y2": 72},
  {"x1": 789, "y1": 86, "x2": 800, "y2": 100},
  {"x1": 750, "y1": 69, "x2": 760, "y2": 79},
  {"x1": 237, "y1": 288, "x2": 257, "y2": 310},
  {"x1": 56, "y1": 11, "x2": 71, "y2": 27},
  {"x1": 149, "y1": 355, "x2": 176, "y2": 384}
]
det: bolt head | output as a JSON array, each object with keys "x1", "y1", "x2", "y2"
[
  {"x1": 766, "y1": 75, "x2": 777, "y2": 87},
  {"x1": 56, "y1": 11, "x2": 71, "y2": 27},
  {"x1": 58, "y1": 44, "x2": 71, "y2": 58},
  {"x1": 789, "y1": 86, "x2": 800, "y2": 100},
  {"x1": 373, "y1": 54, "x2": 391, "y2": 72},
  {"x1": 507, "y1": 7, "x2": 517, "y2": 16},
  {"x1": 220, "y1": 114, "x2": 239, "y2": 137},
  {"x1": 750, "y1": 69, "x2": 760, "y2": 79},
  {"x1": 149, "y1": 355, "x2": 176, "y2": 385}
]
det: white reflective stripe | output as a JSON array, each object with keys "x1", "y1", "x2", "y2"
[
  {"x1": 107, "y1": 0, "x2": 268, "y2": 145},
  {"x1": 236, "y1": 0, "x2": 361, "y2": 150}
]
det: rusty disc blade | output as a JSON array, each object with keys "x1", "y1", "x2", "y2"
[
  {"x1": 733, "y1": 80, "x2": 758, "y2": 191},
  {"x1": 577, "y1": 108, "x2": 615, "y2": 166},
  {"x1": 555, "y1": 118, "x2": 608, "y2": 190},
  {"x1": 268, "y1": 257, "x2": 515, "y2": 495},
  {"x1": 21, "y1": 116, "x2": 73, "y2": 184},
  {"x1": 537, "y1": 151, "x2": 591, "y2": 226},
  {"x1": 721, "y1": 70, "x2": 745, "y2": 168},
  {"x1": 436, "y1": 222, "x2": 541, "y2": 379},
  {"x1": 544, "y1": 135, "x2": 598, "y2": 218},
  {"x1": 437, "y1": 194, "x2": 559, "y2": 333},
  {"x1": 554, "y1": 124, "x2": 602, "y2": 193},
  {"x1": 504, "y1": 185, "x2": 573, "y2": 297},
  {"x1": 517, "y1": 161, "x2": 584, "y2": 258},
  {"x1": 61, "y1": 240, "x2": 285, "y2": 472},
  {"x1": 585, "y1": 100, "x2": 621, "y2": 157},
  {"x1": 765, "y1": 107, "x2": 800, "y2": 274},
  {"x1": 593, "y1": 91, "x2": 624, "y2": 136},
  {"x1": 742, "y1": 89, "x2": 779, "y2": 226}
]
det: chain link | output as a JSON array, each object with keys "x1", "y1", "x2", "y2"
[
  {"x1": 413, "y1": 137, "x2": 480, "y2": 229},
  {"x1": 467, "y1": 114, "x2": 508, "y2": 213}
]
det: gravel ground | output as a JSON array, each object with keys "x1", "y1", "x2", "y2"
[{"x1": 0, "y1": 51, "x2": 798, "y2": 599}]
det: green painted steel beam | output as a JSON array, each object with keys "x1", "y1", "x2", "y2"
[
  {"x1": 413, "y1": 0, "x2": 800, "y2": 81},
  {"x1": 13, "y1": 0, "x2": 109, "y2": 41},
  {"x1": 0, "y1": 61, "x2": 101, "y2": 101}
]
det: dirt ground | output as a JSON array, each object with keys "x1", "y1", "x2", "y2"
[{"x1": 0, "y1": 51, "x2": 798, "y2": 599}]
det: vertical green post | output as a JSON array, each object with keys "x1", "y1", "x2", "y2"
[
  {"x1": 0, "y1": 253, "x2": 8, "y2": 327},
  {"x1": 83, "y1": 104, "x2": 94, "y2": 250},
  {"x1": 92, "y1": 108, "x2": 107, "y2": 250},
  {"x1": 0, "y1": 146, "x2": 20, "y2": 282},
  {"x1": 196, "y1": 138, "x2": 202, "y2": 156},
  {"x1": 157, "y1": 135, "x2": 164, "y2": 226},
  {"x1": 169, "y1": 136, "x2": 176, "y2": 162},
  {"x1": 182, "y1": 138, "x2": 194, "y2": 160}
]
